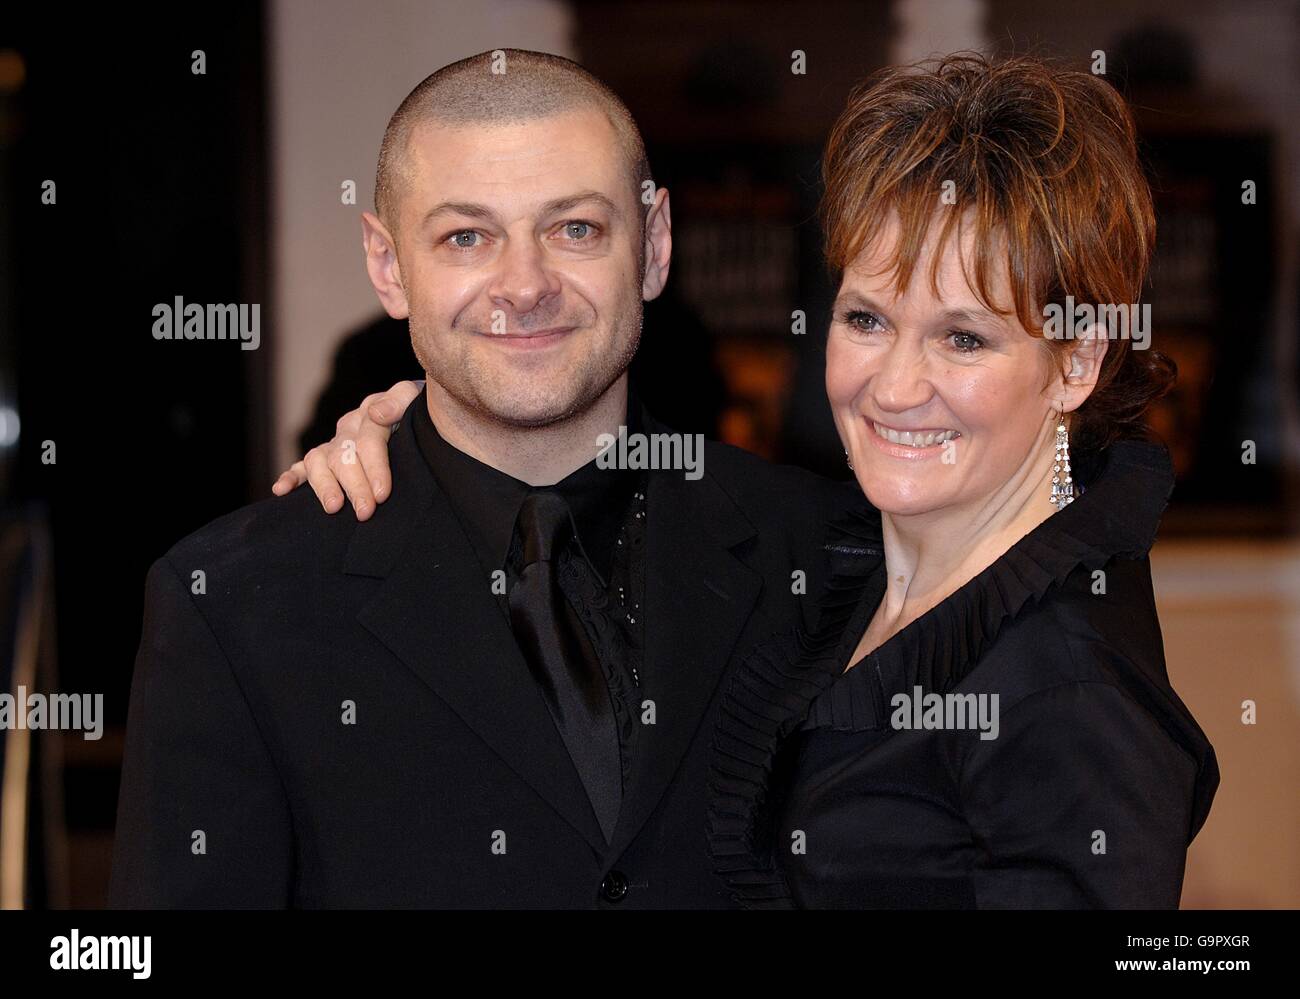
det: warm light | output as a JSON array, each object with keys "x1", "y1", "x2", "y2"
[{"x1": 0, "y1": 49, "x2": 26, "y2": 95}]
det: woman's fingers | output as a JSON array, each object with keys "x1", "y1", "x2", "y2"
[
  {"x1": 365, "y1": 379, "x2": 422, "y2": 430},
  {"x1": 302, "y1": 444, "x2": 349, "y2": 514},
  {"x1": 351, "y1": 380, "x2": 420, "y2": 504},
  {"x1": 271, "y1": 460, "x2": 307, "y2": 496},
  {"x1": 272, "y1": 379, "x2": 420, "y2": 518}
]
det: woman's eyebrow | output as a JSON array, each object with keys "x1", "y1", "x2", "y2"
[
  {"x1": 830, "y1": 298, "x2": 1009, "y2": 330},
  {"x1": 935, "y1": 306, "x2": 1005, "y2": 326},
  {"x1": 833, "y1": 292, "x2": 883, "y2": 311}
]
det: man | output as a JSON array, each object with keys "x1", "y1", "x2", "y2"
[{"x1": 110, "y1": 49, "x2": 852, "y2": 908}]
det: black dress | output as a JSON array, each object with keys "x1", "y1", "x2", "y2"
[{"x1": 707, "y1": 440, "x2": 1220, "y2": 909}]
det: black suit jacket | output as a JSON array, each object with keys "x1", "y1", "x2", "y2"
[{"x1": 109, "y1": 400, "x2": 855, "y2": 907}]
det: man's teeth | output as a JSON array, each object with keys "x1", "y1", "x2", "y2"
[{"x1": 872, "y1": 422, "x2": 961, "y2": 447}]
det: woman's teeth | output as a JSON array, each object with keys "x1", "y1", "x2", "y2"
[{"x1": 872, "y1": 422, "x2": 961, "y2": 447}]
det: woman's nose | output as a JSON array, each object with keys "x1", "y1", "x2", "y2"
[{"x1": 871, "y1": 339, "x2": 933, "y2": 413}]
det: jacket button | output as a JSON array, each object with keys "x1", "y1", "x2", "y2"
[{"x1": 600, "y1": 870, "x2": 629, "y2": 903}]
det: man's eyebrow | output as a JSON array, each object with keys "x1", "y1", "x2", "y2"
[
  {"x1": 538, "y1": 191, "x2": 623, "y2": 219},
  {"x1": 419, "y1": 191, "x2": 622, "y2": 231},
  {"x1": 420, "y1": 201, "x2": 498, "y2": 228}
]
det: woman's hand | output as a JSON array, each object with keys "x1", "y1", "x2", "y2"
[{"x1": 272, "y1": 379, "x2": 423, "y2": 520}]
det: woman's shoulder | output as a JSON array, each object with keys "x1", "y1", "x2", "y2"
[
  {"x1": 945, "y1": 439, "x2": 1177, "y2": 698},
  {"x1": 976, "y1": 553, "x2": 1164, "y2": 706}
]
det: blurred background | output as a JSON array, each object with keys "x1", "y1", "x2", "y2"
[{"x1": 0, "y1": 0, "x2": 1296, "y2": 908}]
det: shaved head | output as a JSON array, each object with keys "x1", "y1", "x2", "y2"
[{"x1": 375, "y1": 48, "x2": 652, "y2": 238}]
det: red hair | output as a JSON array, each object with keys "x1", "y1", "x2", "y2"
[{"x1": 820, "y1": 53, "x2": 1175, "y2": 455}]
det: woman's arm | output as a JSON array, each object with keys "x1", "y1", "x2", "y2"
[
  {"x1": 271, "y1": 379, "x2": 422, "y2": 520},
  {"x1": 959, "y1": 678, "x2": 1200, "y2": 909}
]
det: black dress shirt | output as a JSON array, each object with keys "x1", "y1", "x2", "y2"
[{"x1": 412, "y1": 395, "x2": 648, "y2": 803}]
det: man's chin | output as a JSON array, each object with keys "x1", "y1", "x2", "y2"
[{"x1": 471, "y1": 387, "x2": 602, "y2": 429}]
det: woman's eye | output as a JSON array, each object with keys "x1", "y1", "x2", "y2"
[
  {"x1": 842, "y1": 310, "x2": 883, "y2": 333},
  {"x1": 447, "y1": 230, "x2": 481, "y2": 249},
  {"x1": 949, "y1": 330, "x2": 985, "y2": 353}
]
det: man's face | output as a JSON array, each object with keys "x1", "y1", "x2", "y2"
[{"x1": 372, "y1": 108, "x2": 652, "y2": 427}]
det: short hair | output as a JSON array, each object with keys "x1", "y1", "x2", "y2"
[
  {"x1": 375, "y1": 49, "x2": 652, "y2": 238},
  {"x1": 820, "y1": 52, "x2": 1175, "y2": 457}
]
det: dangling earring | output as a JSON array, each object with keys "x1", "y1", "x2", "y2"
[
  {"x1": 1050, "y1": 411, "x2": 1074, "y2": 509},
  {"x1": 845, "y1": 449, "x2": 854, "y2": 471}
]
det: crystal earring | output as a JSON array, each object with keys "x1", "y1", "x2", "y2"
[
  {"x1": 845, "y1": 449, "x2": 854, "y2": 471},
  {"x1": 1050, "y1": 412, "x2": 1074, "y2": 509}
]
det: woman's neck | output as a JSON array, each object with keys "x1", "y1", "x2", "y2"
[{"x1": 869, "y1": 428, "x2": 1063, "y2": 650}]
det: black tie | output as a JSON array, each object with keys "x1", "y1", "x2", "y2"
[{"x1": 506, "y1": 489, "x2": 622, "y2": 843}]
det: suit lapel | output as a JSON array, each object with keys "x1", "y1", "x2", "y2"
[
  {"x1": 607, "y1": 437, "x2": 764, "y2": 859},
  {"x1": 345, "y1": 404, "x2": 608, "y2": 856}
]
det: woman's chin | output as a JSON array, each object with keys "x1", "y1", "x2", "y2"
[{"x1": 860, "y1": 477, "x2": 952, "y2": 518}]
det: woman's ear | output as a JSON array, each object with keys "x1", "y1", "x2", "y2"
[{"x1": 1058, "y1": 323, "x2": 1109, "y2": 413}]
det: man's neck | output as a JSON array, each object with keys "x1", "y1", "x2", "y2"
[{"x1": 424, "y1": 376, "x2": 630, "y2": 486}]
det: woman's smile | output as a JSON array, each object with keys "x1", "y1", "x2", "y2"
[{"x1": 869, "y1": 420, "x2": 961, "y2": 448}]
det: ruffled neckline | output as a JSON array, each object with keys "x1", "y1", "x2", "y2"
[{"x1": 706, "y1": 439, "x2": 1217, "y2": 908}]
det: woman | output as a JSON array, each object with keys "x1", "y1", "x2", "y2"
[
  {"x1": 283, "y1": 54, "x2": 1219, "y2": 908},
  {"x1": 707, "y1": 54, "x2": 1219, "y2": 909}
]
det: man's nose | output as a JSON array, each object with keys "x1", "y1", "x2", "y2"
[{"x1": 487, "y1": 238, "x2": 561, "y2": 316}]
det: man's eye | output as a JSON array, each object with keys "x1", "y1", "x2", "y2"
[
  {"x1": 561, "y1": 221, "x2": 593, "y2": 240},
  {"x1": 447, "y1": 230, "x2": 481, "y2": 249}
]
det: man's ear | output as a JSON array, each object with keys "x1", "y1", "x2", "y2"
[
  {"x1": 1057, "y1": 323, "x2": 1109, "y2": 413},
  {"x1": 361, "y1": 211, "x2": 410, "y2": 320},
  {"x1": 641, "y1": 186, "x2": 672, "y2": 302}
]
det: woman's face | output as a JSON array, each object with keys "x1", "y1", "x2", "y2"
[{"x1": 826, "y1": 214, "x2": 1066, "y2": 519}]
